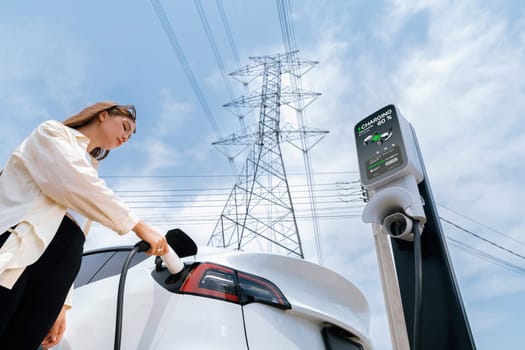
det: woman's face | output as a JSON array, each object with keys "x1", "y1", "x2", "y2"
[{"x1": 98, "y1": 113, "x2": 136, "y2": 150}]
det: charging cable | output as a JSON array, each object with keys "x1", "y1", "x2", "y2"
[
  {"x1": 114, "y1": 241, "x2": 148, "y2": 350},
  {"x1": 387, "y1": 213, "x2": 423, "y2": 350},
  {"x1": 114, "y1": 240, "x2": 184, "y2": 350},
  {"x1": 412, "y1": 220, "x2": 422, "y2": 350}
]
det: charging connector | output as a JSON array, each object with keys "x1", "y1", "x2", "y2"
[
  {"x1": 161, "y1": 246, "x2": 184, "y2": 274},
  {"x1": 382, "y1": 212, "x2": 414, "y2": 241}
]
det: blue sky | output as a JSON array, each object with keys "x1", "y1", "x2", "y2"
[{"x1": 1, "y1": 1, "x2": 525, "y2": 349}]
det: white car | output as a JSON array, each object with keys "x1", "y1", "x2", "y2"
[{"x1": 60, "y1": 238, "x2": 373, "y2": 350}]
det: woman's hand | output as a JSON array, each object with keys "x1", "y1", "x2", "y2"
[
  {"x1": 41, "y1": 305, "x2": 67, "y2": 349},
  {"x1": 132, "y1": 220, "x2": 168, "y2": 256}
]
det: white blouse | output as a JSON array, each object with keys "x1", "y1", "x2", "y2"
[
  {"x1": 65, "y1": 151, "x2": 93, "y2": 233},
  {"x1": 0, "y1": 120, "x2": 140, "y2": 302}
]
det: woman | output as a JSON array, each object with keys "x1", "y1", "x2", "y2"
[{"x1": 0, "y1": 102, "x2": 170, "y2": 349}]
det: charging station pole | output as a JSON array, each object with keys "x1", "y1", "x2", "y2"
[{"x1": 354, "y1": 105, "x2": 477, "y2": 350}]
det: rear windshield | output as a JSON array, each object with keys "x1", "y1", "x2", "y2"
[{"x1": 75, "y1": 247, "x2": 149, "y2": 288}]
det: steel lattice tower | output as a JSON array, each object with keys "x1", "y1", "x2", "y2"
[{"x1": 207, "y1": 51, "x2": 327, "y2": 258}]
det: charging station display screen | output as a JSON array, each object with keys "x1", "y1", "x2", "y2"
[
  {"x1": 354, "y1": 105, "x2": 408, "y2": 186},
  {"x1": 365, "y1": 145, "x2": 404, "y2": 180}
]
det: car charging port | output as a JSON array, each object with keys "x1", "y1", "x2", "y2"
[{"x1": 152, "y1": 261, "x2": 195, "y2": 292}]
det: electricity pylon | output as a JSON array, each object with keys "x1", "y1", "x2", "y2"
[{"x1": 208, "y1": 51, "x2": 327, "y2": 258}]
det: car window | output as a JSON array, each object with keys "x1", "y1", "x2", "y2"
[{"x1": 75, "y1": 247, "x2": 150, "y2": 288}]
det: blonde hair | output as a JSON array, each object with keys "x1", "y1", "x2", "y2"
[{"x1": 63, "y1": 101, "x2": 136, "y2": 160}]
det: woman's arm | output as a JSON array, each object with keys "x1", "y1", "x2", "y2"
[
  {"x1": 22, "y1": 122, "x2": 170, "y2": 254},
  {"x1": 40, "y1": 305, "x2": 67, "y2": 350},
  {"x1": 19, "y1": 120, "x2": 139, "y2": 235}
]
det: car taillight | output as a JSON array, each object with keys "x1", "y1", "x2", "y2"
[
  {"x1": 180, "y1": 263, "x2": 239, "y2": 302},
  {"x1": 238, "y1": 271, "x2": 290, "y2": 309},
  {"x1": 180, "y1": 262, "x2": 291, "y2": 309}
]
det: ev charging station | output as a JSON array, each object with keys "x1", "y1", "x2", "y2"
[{"x1": 354, "y1": 105, "x2": 477, "y2": 350}]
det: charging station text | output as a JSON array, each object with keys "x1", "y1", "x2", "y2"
[{"x1": 359, "y1": 108, "x2": 393, "y2": 133}]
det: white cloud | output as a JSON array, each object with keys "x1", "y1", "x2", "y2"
[
  {"x1": 0, "y1": 21, "x2": 90, "y2": 111},
  {"x1": 0, "y1": 20, "x2": 91, "y2": 165},
  {"x1": 157, "y1": 88, "x2": 193, "y2": 135},
  {"x1": 388, "y1": 0, "x2": 525, "y2": 259},
  {"x1": 140, "y1": 139, "x2": 183, "y2": 175}
]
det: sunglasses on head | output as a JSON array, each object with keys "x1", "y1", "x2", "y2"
[{"x1": 108, "y1": 104, "x2": 136, "y2": 122}]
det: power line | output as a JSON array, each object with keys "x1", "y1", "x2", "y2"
[
  {"x1": 97, "y1": 187, "x2": 525, "y2": 275},
  {"x1": 111, "y1": 181, "x2": 362, "y2": 192},
  {"x1": 276, "y1": 0, "x2": 297, "y2": 53},
  {"x1": 90, "y1": 213, "x2": 363, "y2": 229},
  {"x1": 216, "y1": 0, "x2": 241, "y2": 67},
  {"x1": 446, "y1": 236, "x2": 525, "y2": 276},
  {"x1": 214, "y1": 0, "x2": 254, "y2": 143},
  {"x1": 194, "y1": 0, "x2": 246, "y2": 131},
  {"x1": 276, "y1": 0, "x2": 326, "y2": 265},
  {"x1": 100, "y1": 170, "x2": 359, "y2": 179},
  {"x1": 100, "y1": 173, "x2": 525, "y2": 272},
  {"x1": 121, "y1": 195, "x2": 364, "y2": 204},
  {"x1": 126, "y1": 201, "x2": 525, "y2": 269},
  {"x1": 126, "y1": 199, "x2": 361, "y2": 206},
  {"x1": 112, "y1": 191, "x2": 524, "y2": 267},
  {"x1": 195, "y1": 0, "x2": 235, "y2": 98},
  {"x1": 438, "y1": 203, "x2": 525, "y2": 248},
  {"x1": 150, "y1": 0, "x2": 221, "y2": 136},
  {"x1": 106, "y1": 178, "x2": 524, "y2": 264},
  {"x1": 440, "y1": 217, "x2": 525, "y2": 261}
]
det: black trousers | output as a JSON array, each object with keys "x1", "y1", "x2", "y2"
[{"x1": 0, "y1": 216, "x2": 85, "y2": 350}]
